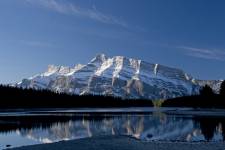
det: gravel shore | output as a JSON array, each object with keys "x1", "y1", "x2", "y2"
[{"x1": 9, "y1": 136, "x2": 225, "y2": 150}]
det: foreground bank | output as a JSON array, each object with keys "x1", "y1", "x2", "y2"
[{"x1": 10, "y1": 136, "x2": 225, "y2": 150}]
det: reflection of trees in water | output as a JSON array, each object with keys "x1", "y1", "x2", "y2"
[
  {"x1": 221, "y1": 120, "x2": 225, "y2": 140},
  {"x1": 152, "y1": 111, "x2": 167, "y2": 124},
  {"x1": 0, "y1": 115, "x2": 114, "y2": 133},
  {"x1": 0, "y1": 114, "x2": 225, "y2": 142},
  {"x1": 194, "y1": 117, "x2": 225, "y2": 141}
]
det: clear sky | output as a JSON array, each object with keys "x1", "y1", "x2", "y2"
[{"x1": 0, "y1": 0, "x2": 225, "y2": 84}]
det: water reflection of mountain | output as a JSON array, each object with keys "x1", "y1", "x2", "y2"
[{"x1": 0, "y1": 114, "x2": 224, "y2": 143}]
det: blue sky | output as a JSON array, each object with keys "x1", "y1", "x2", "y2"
[{"x1": 0, "y1": 0, "x2": 225, "y2": 83}]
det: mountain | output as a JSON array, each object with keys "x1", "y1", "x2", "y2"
[{"x1": 15, "y1": 54, "x2": 223, "y2": 100}]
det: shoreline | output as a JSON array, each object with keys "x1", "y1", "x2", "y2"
[
  {"x1": 1, "y1": 107, "x2": 225, "y2": 117},
  {"x1": 9, "y1": 135, "x2": 225, "y2": 150}
]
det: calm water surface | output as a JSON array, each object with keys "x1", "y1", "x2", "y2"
[{"x1": 0, "y1": 110, "x2": 224, "y2": 149}]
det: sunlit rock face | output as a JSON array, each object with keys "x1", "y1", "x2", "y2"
[
  {"x1": 16, "y1": 115, "x2": 224, "y2": 143},
  {"x1": 16, "y1": 54, "x2": 222, "y2": 100}
]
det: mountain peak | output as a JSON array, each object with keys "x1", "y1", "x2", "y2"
[
  {"x1": 96, "y1": 53, "x2": 107, "y2": 58},
  {"x1": 90, "y1": 53, "x2": 108, "y2": 64},
  {"x1": 16, "y1": 54, "x2": 223, "y2": 100},
  {"x1": 74, "y1": 64, "x2": 84, "y2": 70},
  {"x1": 47, "y1": 65, "x2": 60, "y2": 73}
]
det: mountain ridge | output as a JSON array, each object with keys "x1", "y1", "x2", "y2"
[{"x1": 16, "y1": 54, "x2": 223, "y2": 100}]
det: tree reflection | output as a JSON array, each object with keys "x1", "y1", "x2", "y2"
[
  {"x1": 0, "y1": 114, "x2": 224, "y2": 142},
  {"x1": 194, "y1": 117, "x2": 225, "y2": 141}
]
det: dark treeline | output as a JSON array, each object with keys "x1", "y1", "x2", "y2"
[
  {"x1": 0, "y1": 85, "x2": 153, "y2": 109},
  {"x1": 163, "y1": 81, "x2": 225, "y2": 108},
  {"x1": 1, "y1": 80, "x2": 225, "y2": 109},
  {"x1": 163, "y1": 94, "x2": 225, "y2": 108}
]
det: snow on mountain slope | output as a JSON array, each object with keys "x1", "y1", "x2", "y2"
[{"x1": 15, "y1": 54, "x2": 222, "y2": 100}]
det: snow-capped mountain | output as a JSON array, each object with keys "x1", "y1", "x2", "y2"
[{"x1": 15, "y1": 54, "x2": 222, "y2": 100}]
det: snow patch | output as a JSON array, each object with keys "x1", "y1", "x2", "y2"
[
  {"x1": 185, "y1": 73, "x2": 190, "y2": 80},
  {"x1": 95, "y1": 58, "x2": 113, "y2": 76},
  {"x1": 130, "y1": 59, "x2": 141, "y2": 80},
  {"x1": 113, "y1": 56, "x2": 124, "y2": 78},
  {"x1": 154, "y1": 64, "x2": 158, "y2": 75}
]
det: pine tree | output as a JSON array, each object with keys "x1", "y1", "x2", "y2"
[
  {"x1": 219, "y1": 80, "x2": 225, "y2": 96},
  {"x1": 200, "y1": 85, "x2": 214, "y2": 96}
]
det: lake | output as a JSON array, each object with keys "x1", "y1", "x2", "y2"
[{"x1": 0, "y1": 108, "x2": 224, "y2": 149}]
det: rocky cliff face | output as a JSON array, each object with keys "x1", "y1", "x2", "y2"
[{"x1": 16, "y1": 54, "x2": 222, "y2": 100}]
